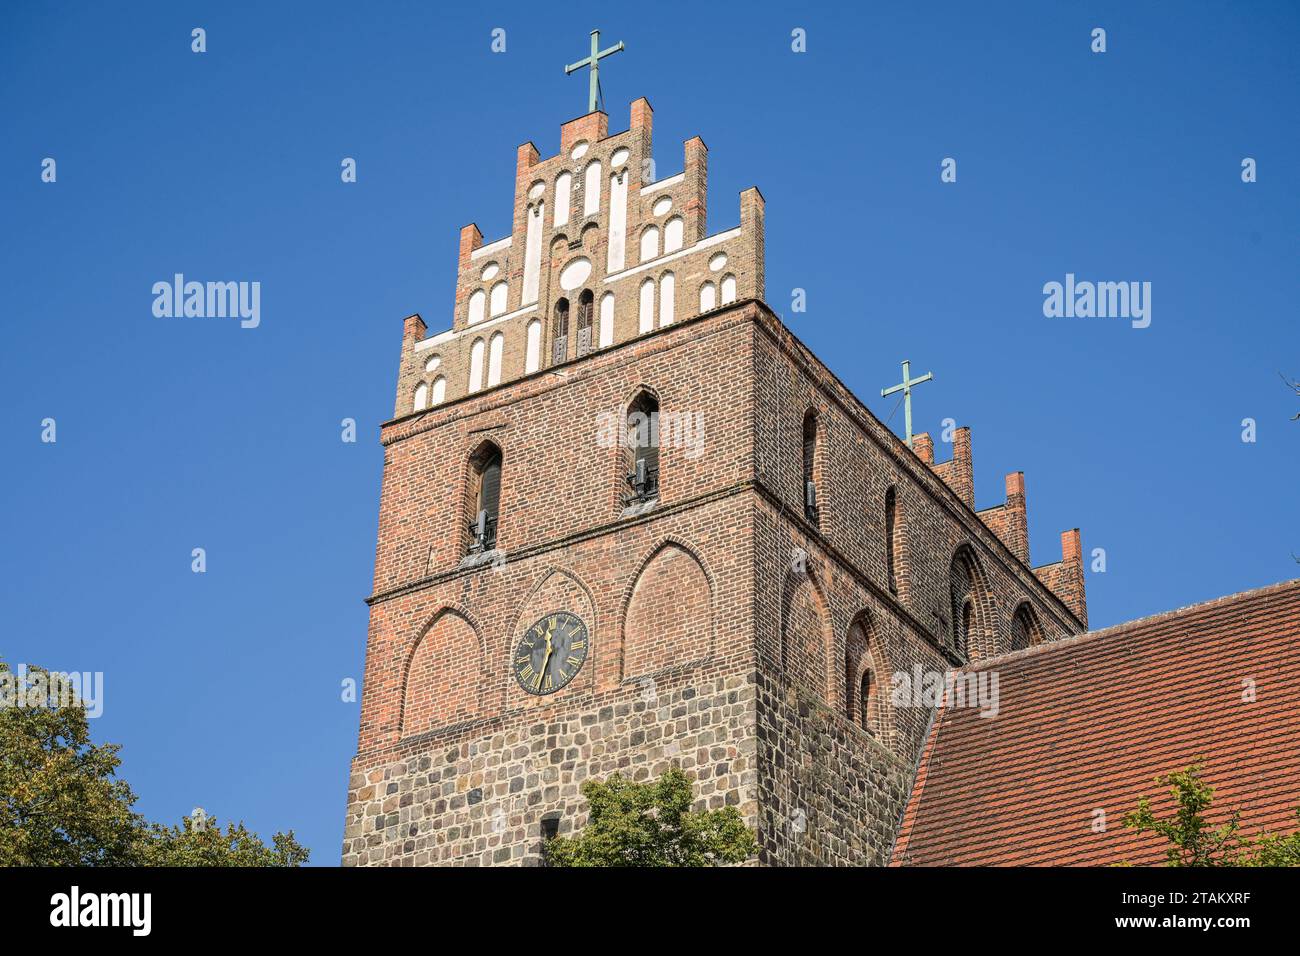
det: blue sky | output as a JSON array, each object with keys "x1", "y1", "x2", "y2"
[{"x1": 2, "y1": 1, "x2": 1296, "y2": 863}]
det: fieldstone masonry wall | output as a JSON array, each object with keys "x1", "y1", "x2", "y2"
[
  {"x1": 755, "y1": 669, "x2": 915, "y2": 867},
  {"x1": 343, "y1": 668, "x2": 757, "y2": 867}
]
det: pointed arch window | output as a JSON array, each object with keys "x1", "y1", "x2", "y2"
[
  {"x1": 1010, "y1": 602, "x2": 1044, "y2": 652},
  {"x1": 949, "y1": 544, "x2": 993, "y2": 659},
  {"x1": 624, "y1": 391, "x2": 660, "y2": 503},
  {"x1": 802, "y1": 411, "x2": 819, "y2": 526},
  {"x1": 576, "y1": 290, "x2": 594, "y2": 357},
  {"x1": 552, "y1": 297, "x2": 569, "y2": 365},
  {"x1": 467, "y1": 443, "x2": 502, "y2": 553},
  {"x1": 859, "y1": 670, "x2": 878, "y2": 735},
  {"x1": 845, "y1": 615, "x2": 887, "y2": 742},
  {"x1": 885, "y1": 486, "x2": 899, "y2": 594},
  {"x1": 413, "y1": 382, "x2": 428, "y2": 412}
]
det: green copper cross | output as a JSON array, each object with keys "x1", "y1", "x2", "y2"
[
  {"x1": 881, "y1": 360, "x2": 934, "y2": 449},
  {"x1": 564, "y1": 29, "x2": 624, "y2": 114}
]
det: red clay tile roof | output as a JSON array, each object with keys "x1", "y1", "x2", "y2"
[{"x1": 890, "y1": 579, "x2": 1300, "y2": 866}]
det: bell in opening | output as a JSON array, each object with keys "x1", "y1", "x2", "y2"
[
  {"x1": 802, "y1": 411, "x2": 819, "y2": 525},
  {"x1": 552, "y1": 297, "x2": 569, "y2": 365},
  {"x1": 468, "y1": 444, "x2": 502, "y2": 553},
  {"x1": 575, "y1": 290, "x2": 594, "y2": 357},
  {"x1": 624, "y1": 392, "x2": 660, "y2": 503}
]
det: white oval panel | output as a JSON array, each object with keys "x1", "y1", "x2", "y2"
[
  {"x1": 652, "y1": 196, "x2": 672, "y2": 217},
  {"x1": 611, "y1": 147, "x2": 629, "y2": 167},
  {"x1": 528, "y1": 181, "x2": 545, "y2": 200},
  {"x1": 480, "y1": 262, "x2": 499, "y2": 281},
  {"x1": 559, "y1": 257, "x2": 592, "y2": 291},
  {"x1": 571, "y1": 141, "x2": 589, "y2": 161},
  {"x1": 424, "y1": 355, "x2": 441, "y2": 372},
  {"x1": 709, "y1": 252, "x2": 728, "y2": 272}
]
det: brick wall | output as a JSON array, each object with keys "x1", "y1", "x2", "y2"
[
  {"x1": 346, "y1": 297, "x2": 1087, "y2": 865},
  {"x1": 748, "y1": 316, "x2": 1083, "y2": 659}
]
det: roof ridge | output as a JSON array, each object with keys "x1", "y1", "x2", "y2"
[{"x1": 960, "y1": 577, "x2": 1300, "y2": 671}]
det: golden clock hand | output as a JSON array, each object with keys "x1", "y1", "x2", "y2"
[{"x1": 536, "y1": 629, "x2": 555, "y2": 688}]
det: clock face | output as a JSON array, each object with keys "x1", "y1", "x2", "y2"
[{"x1": 513, "y1": 612, "x2": 588, "y2": 695}]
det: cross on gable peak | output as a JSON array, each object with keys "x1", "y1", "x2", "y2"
[
  {"x1": 881, "y1": 359, "x2": 934, "y2": 449},
  {"x1": 563, "y1": 29, "x2": 625, "y2": 115}
]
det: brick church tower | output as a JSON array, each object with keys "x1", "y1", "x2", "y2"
[{"x1": 341, "y1": 97, "x2": 1088, "y2": 866}]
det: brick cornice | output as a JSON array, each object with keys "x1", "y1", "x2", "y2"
[{"x1": 367, "y1": 479, "x2": 748, "y2": 607}]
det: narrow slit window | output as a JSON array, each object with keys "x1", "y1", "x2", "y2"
[
  {"x1": 468, "y1": 445, "x2": 502, "y2": 553},
  {"x1": 802, "y1": 411, "x2": 818, "y2": 526},
  {"x1": 576, "y1": 290, "x2": 594, "y2": 357},
  {"x1": 552, "y1": 297, "x2": 569, "y2": 365},
  {"x1": 624, "y1": 392, "x2": 660, "y2": 503}
]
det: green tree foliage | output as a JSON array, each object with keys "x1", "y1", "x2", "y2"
[
  {"x1": 137, "y1": 814, "x2": 309, "y2": 867},
  {"x1": 0, "y1": 662, "x2": 308, "y2": 867},
  {"x1": 1124, "y1": 760, "x2": 1300, "y2": 867},
  {"x1": 545, "y1": 766, "x2": 757, "y2": 867},
  {"x1": 0, "y1": 666, "x2": 140, "y2": 865},
  {"x1": 1243, "y1": 810, "x2": 1300, "y2": 867}
]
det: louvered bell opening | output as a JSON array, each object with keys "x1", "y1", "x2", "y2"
[
  {"x1": 552, "y1": 299, "x2": 570, "y2": 366},
  {"x1": 802, "y1": 417, "x2": 816, "y2": 483},
  {"x1": 471, "y1": 452, "x2": 501, "y2": 551},
  {"x1": 636, "y1": 441, "x2": 659, "y2": 498},
  {"x1": 624, "y1": 397, "x2": 660, "y2": 503},
  {"x1": 576, "y1": 292, "x2": 593, "y2": 357},
  {"x1": 802, "y1": 414, "x2": 818, "y2": 525}
]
